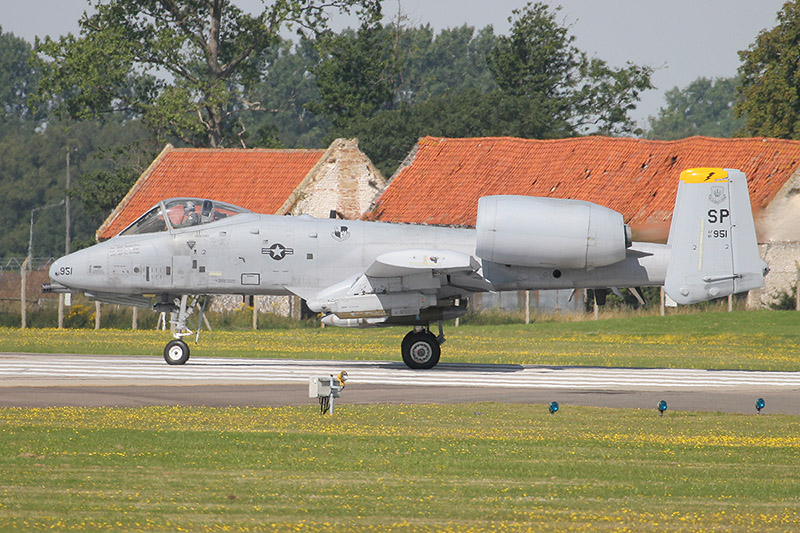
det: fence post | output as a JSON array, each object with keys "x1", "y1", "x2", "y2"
[
  {"x1": 20, "y1": 256, "x2": 30, "y2": 329},
  {"x1": 58, "y1": 293, "x2": 64, "y2": 329},
  {"x1": 796, "y1": 262, "x2": 800, "y2": 311},
  {"x1": 524, "y1": 290, "x2": 530, "y2": 324}
]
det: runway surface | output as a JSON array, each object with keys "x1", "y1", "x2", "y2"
[{"x1": 2, "y1": 352, "x2": 799, "y2": 413}]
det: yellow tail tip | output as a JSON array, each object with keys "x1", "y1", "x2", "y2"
[{"x1": 680, "y1": 168, "x2": 729, "y2": 183}]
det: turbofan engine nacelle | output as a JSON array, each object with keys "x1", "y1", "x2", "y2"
[{"x1": 475, "y1": 196, "x2": 631, "y2": 269}]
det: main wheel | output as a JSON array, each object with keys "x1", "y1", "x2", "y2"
[
  {"x1": 164, "y1": 339, "x2": 190, "y2": 365},
  {"x1": 401, "y1": 331, "x2": 441, "y2": 369}
]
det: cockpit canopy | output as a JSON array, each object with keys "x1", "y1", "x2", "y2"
[{"x1": 119, "y1": 198, "x2": 252, "y2": 236}]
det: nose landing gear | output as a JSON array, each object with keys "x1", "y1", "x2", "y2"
[
  {"x1": 157, "y1": 294, "x2": 205, "y2": 365},
  {"x1": 164, "y1": 339, "x2": 190, "y2": 365}
]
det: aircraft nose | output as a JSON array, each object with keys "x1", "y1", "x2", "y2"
[
  {"x1": 49, "y1": 259, "x2": 60, "y2": 280},
  {"x1": 48, "y1": 249, "x2": 88, "y2": 289}
]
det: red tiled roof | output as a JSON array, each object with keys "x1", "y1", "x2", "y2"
[
  {"x1": 98, "y1": 145, "x2": 325, "y2": 239},
  {"x1": 366, "y1": 136, "x2": 800, "y2": 228}
]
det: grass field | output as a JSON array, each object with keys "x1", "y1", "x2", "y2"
[
  {"x1": 3, "y1": 309, "x2": 800, "y2": 530},
  {"x1": 1, "y1": 309, "x2": 799, "y2": 370},
  {"x1": 2, "y1": 404, "x2": 799, "y2": 531}
]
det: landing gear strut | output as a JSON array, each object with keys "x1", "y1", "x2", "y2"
[
  {"x1": 401, "y1": 323, "x2": 445, "y2": 369},
  {"x1": 158, "y1": 294, "x2": 205, "y2": 365}
]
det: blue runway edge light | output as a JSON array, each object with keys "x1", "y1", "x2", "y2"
[{"x1": 549, "y1": 401, "x2": 559, "y2": 415}]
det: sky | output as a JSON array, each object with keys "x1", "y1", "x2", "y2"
[{"x1": 0, "y1": 0, "x2": 787, "y2": 129}]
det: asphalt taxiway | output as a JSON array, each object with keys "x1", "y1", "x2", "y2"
[{"x1": 1, "y1": 352, "x2": 799, "y2": 414}]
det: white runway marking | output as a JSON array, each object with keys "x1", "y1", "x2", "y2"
[{"x1": 1, "y1": 353, "x2": 799, "y2": 391}]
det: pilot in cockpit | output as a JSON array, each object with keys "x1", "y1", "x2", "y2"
[{"x1": 182, "y1": 201, "x2": 199, "y2": 226}]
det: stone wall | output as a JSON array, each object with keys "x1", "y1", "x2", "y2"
[
  {"x1": 288, "y1": 138, "x2": 386, "y2": 219},
  {"x1": 747, "y1": 241, "x2": 800, "y2": 309},
  {"x1": 209, "y1": 294, "x2": 293, "y2": 315}
]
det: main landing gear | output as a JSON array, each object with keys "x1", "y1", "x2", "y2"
[
  {"x1": 157, "y1": 294, "x2": 206, "y2": 365},
  {"x1": 401, "y1": 323, "x2": 445, "y2": 369}
]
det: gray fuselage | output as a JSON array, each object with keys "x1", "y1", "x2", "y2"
[{"x1": 50, "y1": 213, "x2": 669, "y2": 298}]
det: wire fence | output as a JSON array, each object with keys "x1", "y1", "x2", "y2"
[{"x1": 0, "y1": 257, "x2": 58, "y2": 272}]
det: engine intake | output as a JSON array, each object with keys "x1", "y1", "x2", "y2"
[{"x1": 475, "y1": 195, "x2": 630, "y2": 269}]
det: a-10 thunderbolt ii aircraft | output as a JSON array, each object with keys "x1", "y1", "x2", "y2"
[{"x1": 44, "y1": 167, "x2": 767, "y2": 369}]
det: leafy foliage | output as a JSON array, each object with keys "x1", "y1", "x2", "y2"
[
  {"x1": 241, "y1": 36, "x2": 329, "y2": 148},
  {"x1": 312, "y1": 23, "x2": 395, "y2": 128},
  {"x1": 736, "y1": 0, "x2": 800, "y2": 138},
  {"x1": 33, "y1": 0, "x2": 381, "y2": 148},
  {"x1": 648, "y1": 77, "x2": 744, "y2": 140},
  {"x1": 314, "y1": 2, "x2": 653, "y2": 174},
  {"x1": 769, "y1": 284, "x2": 798, "y2": 311},
  {"x1": 398, "y1": 24, "x2": 498, "y2": 103},
  {"x1": 73, "y1": 133, "x2": 163, "y2": 219},
  {"x1": 0, "y1": 27, "x2": 39, "y2": 121},
  {"x1": 486, "y1": 2, "x2": 652, "y2": 137}
]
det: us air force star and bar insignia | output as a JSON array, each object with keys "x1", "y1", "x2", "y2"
[{"x1": 262, "y1": 243, "x2": 294, "y2": 260}]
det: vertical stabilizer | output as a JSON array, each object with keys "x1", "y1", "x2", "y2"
[{"x1": 664, "y1": 168, "x2": 767, "y2": 305}]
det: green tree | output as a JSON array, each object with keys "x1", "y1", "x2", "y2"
[
  {"x1": 73, "y1": 126, "x2": 163, "y2": 220},
  {"x1": 0, "y1": 118, "x2": 156, "y2": 257},
  {"x1": 0, "y1": 27, "x2": 40, "y2": 121},
  {"x1": 487, "y1": 2, "x2": 652, "y2": 137},
  {"x1": 395, "y1": 24, "x2": 498, "y2": 103},
  {"x1": 242, "y1": 35, "x2": 330, "y2": 148},
  {"x1": 647, "y1": 77, "x2": 744, "y2": 140},
  {"x1": 33, "y1": 0, "x2": 380, "y2": 148},
  {"x1": 345, "y1": 90, "x2": 487, "y2": 176},
  {"x1": 736, "y1": 0, "x2": 800, "y2": 138},
  {"x1": 314, "y1": 2, "x2": 652, "y2": 174},
  {"x1": 312, "y1": 21, "x2": 396, "y2": 129},
  {"x1": 312, "y1": 20, "x2": 500, "y2": 132}
]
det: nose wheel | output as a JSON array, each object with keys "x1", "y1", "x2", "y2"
[
  {"x1": 164, "y1": 339, "x2": 190, "y2": 365},
  {"x1": 401, "y1": 330, "x2": 441, "y2": 369}
]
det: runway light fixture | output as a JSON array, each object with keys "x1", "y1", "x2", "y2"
[
  {"x1": 658, "y1": 400, "x2": 668, "y2": 417},
  {"x1": 549, "y1": 401, "x2": 559, "y2": 415},
  {"x1": 756, "y1": 397, "x2": 765, "y2": 415}
]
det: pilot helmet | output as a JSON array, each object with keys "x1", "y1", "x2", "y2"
[{"x1": 185, "y1": 201, "x2": 195, "y2": 213}]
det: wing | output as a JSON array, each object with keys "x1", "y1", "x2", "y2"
[
  {"x1": 300, "y1": 249, "x2": 489, "y2": 325},
  {"x1": 364, "y1": 249, "x2": 479, "y2": 277}
]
